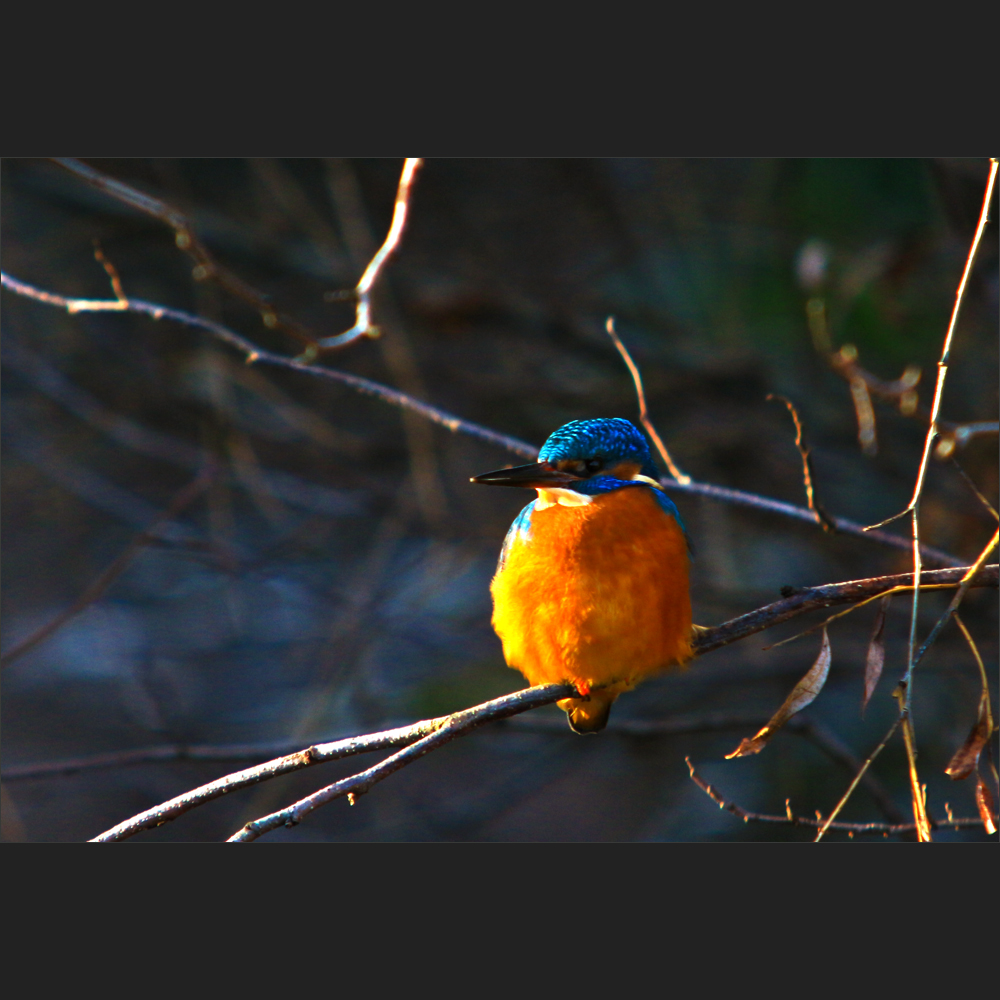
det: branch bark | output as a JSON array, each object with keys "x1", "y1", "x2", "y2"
[
  {"x1": 85, "y1": 562, "x2": 996, "y2": 842},
  {"x1": 1, "y1": 271, "x2": 964, "y2": 568}
]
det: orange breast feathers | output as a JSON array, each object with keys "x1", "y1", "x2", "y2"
[{"x1": 490, "y1": 485, "x2": 692, "y2": 698}]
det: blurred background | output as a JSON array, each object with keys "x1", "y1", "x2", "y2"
[{"x1": 1, "y1": 157, "x2": 996, "y2": 842}]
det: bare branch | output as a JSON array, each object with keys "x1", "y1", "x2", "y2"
[
  {"x1": 686, "y1": 757, "x2": 990, "y2": 838},
  {"x1": 1, "y1": 271, "x2": 966, "y2": 567},
  {"x1": 0, "y1": 272, "x2": 530, "y2": 458},
  {"x1": 90, "y1": 683, "x2": 572, "y2": 842},
  {"x1": 861, "y1": 158, "x2": 998, "y2": 837},
  {"x1": 84, "y1": 562, "x2": 995, "y2": 841},
  {"x1": 312, "y1": 158, "x2": 422, "y2": 354},
  {"x1": 52, "y1": 158, "x2": 323, "y2": 350},
  {"x1": 690, "y1": 564, "x2": 996, "y2": 657},
  {"x1": 766, "y1": 394, "x2": 836, "y2": 531},
  {"x1": 605, "y1": 316, "x2": 690, "y2": 483}
]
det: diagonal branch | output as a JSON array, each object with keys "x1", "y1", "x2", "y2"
[
  {"x1": 90, "y1": 683, "x2": 572, "y2": 842},
  {"x1": 86, "y1": 563, "x2": 996, "y2": 842},
  {"x1": 1, "y1": 272, "x2": 965, "y2": 568}
]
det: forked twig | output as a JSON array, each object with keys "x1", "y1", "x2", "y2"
[
  {"x1": 53, "y1": 158, "x2": 323, "y2": 350},
  {"x1": 311, "y1": 158, "x2": 422, "y2": 355},
  {"x1": 91, "y1": 684, "x2": 573, "y2": 842},
  {"x1": 55, "y1": 157, "x2": 423, "y2": 356}
]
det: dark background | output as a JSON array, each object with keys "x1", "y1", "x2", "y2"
[{"x1": 2, "y1": 157, "x2": 996, "y2": 842}]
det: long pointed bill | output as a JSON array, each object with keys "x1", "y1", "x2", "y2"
[{"x1": 470, "y1": 462, "x2": 584, "y2": 488}]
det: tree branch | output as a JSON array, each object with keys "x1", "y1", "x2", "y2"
[
  {"x1": 684, "y1": 757, "x2": 992, "y2": 837},
  {"x1": 1, "y1": 272, "x2": 964, "y2": 567},
  {"x1": 691, "y1": 564, "x2": 996, "y2": 656},
  {"x1": 84, "y1": 563, "x2": 995, "y2": 842}
]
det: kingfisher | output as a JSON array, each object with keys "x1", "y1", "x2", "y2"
[{"x1": 471, "y1": 418, "x2": 692, "y2": 733}]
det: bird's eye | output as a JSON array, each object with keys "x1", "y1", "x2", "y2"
[{"x1": 584, "y1": 458, "x2": 603, "y2": 474}]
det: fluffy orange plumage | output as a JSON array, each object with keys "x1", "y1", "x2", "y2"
[{"x1": 490, "y1": 485, "x2": 692, "y2": 732}]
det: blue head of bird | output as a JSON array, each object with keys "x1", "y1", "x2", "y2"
[{"x1": 470, "y1": 417, "x2": 662, "y2": 493}]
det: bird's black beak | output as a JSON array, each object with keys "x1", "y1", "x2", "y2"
[{"x1": 470, "y1": 461, "x2": 584, "y2": 489}]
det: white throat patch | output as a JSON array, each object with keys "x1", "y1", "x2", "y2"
[{"x1": 535, "y1": 488, "x2": 594, "y2": 509}]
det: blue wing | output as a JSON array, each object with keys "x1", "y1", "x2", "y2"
[{"x1": 496, "y1": 499, "x2": 536, "y2": 574}]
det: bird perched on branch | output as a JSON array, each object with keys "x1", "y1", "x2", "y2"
[{"x1": 472, "y1": 418, "x2": 692, "y2": 733}]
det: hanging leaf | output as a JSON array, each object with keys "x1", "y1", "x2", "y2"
[
  {"x1": 727, "y1": 629, "x2": 831, "y2": 758},
  {"x1": 975, "y1": 778, "x2": 997, "y2": 835},
  {"x1": 945, "y1": 692, "x2": 993, "y2": 780},
  {"x1": 861, "y1": 595, "x2": 889, "y2": 716}
]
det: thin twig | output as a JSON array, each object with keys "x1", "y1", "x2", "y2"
[
  {"x1": 813, "y1": 716, "x2": 902, "y2": 842},
  {"x1": 91, "y1": 684, "x2": 573, "y2": 842},
  {"x1": 898, "y1": 685, "x2": 933, "y2": 841},
  {"x1": 509, "y1": 711, "x2": 906, "y2": 824},
  {"x1": 686, "y1": 756, "x2": 989, "y2": 838},
  {"x1": 1, "y1": 271, "x2": 965, "y2": 567},
  {"x1": 766, "y1": 394, "x2": 836, "y2": 531},
  {"x1": 0, "y1": 466, "x2": 214, "y2": 668},
  {"x1": 0, "y1": 272, "x2": 530, "y2": 458},
  {"x1": 951, "y1": 458, "x2": 999, "y2": 521},
  {"x1": 870, "y1": 158, "x2": 997, "y2": 838},
  {"x1": 952, "y1": 613, "x2": 999, "y2": 789},
  {"x1": 605, "y1": 317, "x2": 689, "y2": 483},
  {"x1": 52, "y1": 158, "x2": 322, "y2": 350},
  {"x1": 311, "y1": 158, "x2": 422, "y2": 354},
  {"x1": 92, "y1": 240, "x2": 128, "y2": 304},
  {"x1": 909, "y1": 528, "x2": 999, "y2": 672}
]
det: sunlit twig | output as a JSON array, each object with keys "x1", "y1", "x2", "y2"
[
  {"x1": 311, "y1": 158, "x2": 422, "y2": 354},
  {"x1": 766, "y1": 394, "x2": 836, "y2": 531},
  {"x1": 865, "y1": 158, "x2": 998, "y2": 838},
  {"x1": 605, "y1": 316, "x2": 690, "y2": 483}
]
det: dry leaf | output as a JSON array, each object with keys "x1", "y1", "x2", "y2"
[
  {"x1": 861, "y1": 595, "x2": 889, "y2": 716},
  {"x1": 945, "y1": 692, "x2": 993, "y2": 780},
  {"x1": 727, "y1": 629, "x2": 831, "y2": 758},
  {"x1": 975, "y1": 778, "x2": 997, "y2": 835}
]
